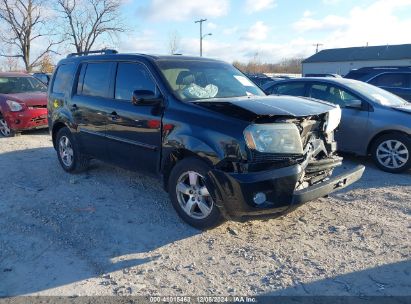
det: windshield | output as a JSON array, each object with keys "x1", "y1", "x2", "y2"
[
  {"x1": 155, "y1": 59, "x2": 265, "y2": 101},
  {"x1": 345, "y1": 80, "x2": 407, "y2": 106},
  {"x1": 0, "y1": 76, "x2": 47, "y2": 94}
]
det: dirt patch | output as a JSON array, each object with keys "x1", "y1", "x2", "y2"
[{"x1": 0, "y1": 130, "x2": 410, "y2": 296}]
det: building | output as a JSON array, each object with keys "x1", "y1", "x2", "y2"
[{"x1": 302, "y1": 44, "x2": 411, "y2": 76}]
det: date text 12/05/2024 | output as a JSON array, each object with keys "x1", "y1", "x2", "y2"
[{"x1": 149, "y1": 296, "x2": 257, "y2": 303}]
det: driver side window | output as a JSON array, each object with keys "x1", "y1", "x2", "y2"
[
  {"x1": 328, "y1": 86, "x2": 363, "y2": 108},
  {"x1": 308, "y1": 83, "x2": 363, "y2": 108}
]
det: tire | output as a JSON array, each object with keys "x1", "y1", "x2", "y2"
[
  {"x1": 371, "y1": 133, "x2": 411, "y2": 173},
  {"x1": 0, "y1": 116, "x2": 16, "y2": 137},
  {"x1": 55, "y1": 127, "x2": 89, "y2": 173},
  {"x1": 168, "y1": 157, "x2": 224, "y2": 229}
]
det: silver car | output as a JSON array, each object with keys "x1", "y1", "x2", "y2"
[{"x1": 265, "y1": 78, "x2": 411, "y2": 173}]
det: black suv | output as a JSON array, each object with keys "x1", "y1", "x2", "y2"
[
  {"x1": 345, "y1": 66, "x2": 411, "y2": 102},
  {"x1": 48, "y1": 50, "x2": 364, "y2": 229}
]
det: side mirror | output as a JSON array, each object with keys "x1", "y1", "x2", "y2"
[
  {"x1": 345, "y1": 99, "x2": 363, "y2": 110},
  {"x1": 132, "y1": 90, "x2": 162, "y2": 106}
]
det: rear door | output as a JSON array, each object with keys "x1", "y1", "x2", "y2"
[
  {"x1": 71, "y1": 61, "x2": 115, "y2": 159},
  {"x1": 104, "y1": 61, "x2": 163, "y2": 172},
  {"x1": 48, "y1": 63, "x2": 77, "y2": 128},
  {"x1": 307, "y1": 82, "x2": 370, "y2": 153}
]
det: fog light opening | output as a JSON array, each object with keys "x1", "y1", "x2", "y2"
[{"x1": 253, "y1": 192, "x2": 266, "y2": 205}]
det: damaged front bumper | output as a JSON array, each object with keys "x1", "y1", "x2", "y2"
[{"x1": 206, "y1": 163, "x2": 365, "y2": 220}]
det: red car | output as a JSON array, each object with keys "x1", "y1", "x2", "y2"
[{"x1": 0, "y1": 72, "x2": 48, "y2": 137}]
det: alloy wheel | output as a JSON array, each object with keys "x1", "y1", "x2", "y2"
[
  {"x1": 376, "y1": 139, "x2": 409, "y2": 170},
  {"x1": 0, "y1": 118, "x2": 11, "y2": 137},
  {"x1": 176, "y1": 171, "x2": 213, "y2": 219},
  {"x1": 59, "y1": 136, "x2": 74, "y2": 167}
]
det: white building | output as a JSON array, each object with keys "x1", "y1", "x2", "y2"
[{"x1": 302, "y1": 44, "x2": 411, "y2": 76}]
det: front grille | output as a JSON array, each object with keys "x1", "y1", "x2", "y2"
[
  {"x1": 31, "y1": 116, "x2": 47, "y2": 123},
  {"x1": 251, "y1": 150, "x2": 303, "y2": 163}
]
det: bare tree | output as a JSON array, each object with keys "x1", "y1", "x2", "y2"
[
  {"x1": 0, "y1": 0, "x2": 61, "y2": 72},
  {"x1": 57, "y1": 0, "x2": 125, "y2": 53},
  {"x1": 2, "y1": 46, "x2": 19, "y2": 71},
  {"x1": 5, "y1": 55, "x2": 18, "y2": 71},
  {"x1": 233, "y1": 56, "x2": 304, "y2": 74},
  {"x1": 167, "y1": 30, "x2": 181, "y2": 55}
]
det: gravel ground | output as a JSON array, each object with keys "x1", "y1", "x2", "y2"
[{"x1": 0, "y1": 129, "x2": 410, "y2": 297}]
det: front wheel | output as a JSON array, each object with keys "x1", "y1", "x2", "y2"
[
  {"x1": 55, "y1": 127, "x2": 89, "y2": 173},
  {"x1": 168, "y1": 158, "x2": 224, "y2": 229},
  {"x1": 371, "y1": 133, "x2": 411, "y2": 173},
  {"x1": 0, "y1": 116, "x2": 16, "y2": 137}
]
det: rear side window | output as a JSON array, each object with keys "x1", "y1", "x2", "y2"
[
  {"x1": 52, "y1": 64, "x2": 75, "y2": 94},
  {"x1": 115, "y1": 62, "x2": 157, "y2": 100},
  {"x1": 369, "y1": 73, "x2": 410, "y2": 88},
  {"x1": 271, "y1": 83, "x2": 306, "y2": 96},
  {"x1": 81, "y1": 62, "x2": 112, "y2": 98}
]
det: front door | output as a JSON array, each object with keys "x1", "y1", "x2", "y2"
[
  {"x1": 105, "y1": 62, "x2": 163, "y2": 172},
  {"x1": 307, "y1": 82, "x2": 370, "y2": 153}
]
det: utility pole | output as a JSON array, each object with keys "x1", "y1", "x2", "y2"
[
  {"x1": 195, "y1": 18, "x2": 212, "y2": 56},
  {"x1": 313, "y1": 43, "x2": 323, "y2": 53}
]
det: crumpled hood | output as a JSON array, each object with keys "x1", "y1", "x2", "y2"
[
  {"x1": 1, "y1": 92, "x2": 47, "y2": 106},
  {"x1": 193, "y1": 95, "x2": 336, "y2": 120}
]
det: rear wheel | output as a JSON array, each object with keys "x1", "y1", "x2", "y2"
[
  {"x1": 168, "y1": 157, "x2": 223, "y2": 229},
  {"x1": 55, "y1": 127, "x2": 89, "y2": 173},
  {"x1": 371, "y1": 133, "x2": 411, "y2": 173},
  {"x1": 0, "y1": 116, "x2": 16, "y2": 137}
]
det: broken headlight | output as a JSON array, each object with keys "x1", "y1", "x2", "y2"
[
  {"x1": 325, "y1": 106, "x2": 341, "y2": 134},
  {"x1": 244, "y1": 123, "x2": 303, "y2": 154}
]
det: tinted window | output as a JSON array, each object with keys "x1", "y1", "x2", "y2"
[
  {"x1": 82, "y1": 62, "x2": 112, "y2": 97},
  {"x1": 52, "y1": 64, "x2": 75, "y2": 94},
  {"x1": 271, "y1": 83, "x2": 305, "y2": 96},
  {"x1": 115, "y1": 63, "x2": 157, "y2": 100},
  {"x1": 369, "y1": 73, "x2": 410, "y2": 88}
]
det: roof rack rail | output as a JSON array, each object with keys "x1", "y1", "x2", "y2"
[{"x1": 66, "y1": 49, "x2": 118, "y2": 58}]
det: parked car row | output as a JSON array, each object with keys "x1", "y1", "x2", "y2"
[{"x1": 245, "y1": 73, "x2": 291, "y2": 88}]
